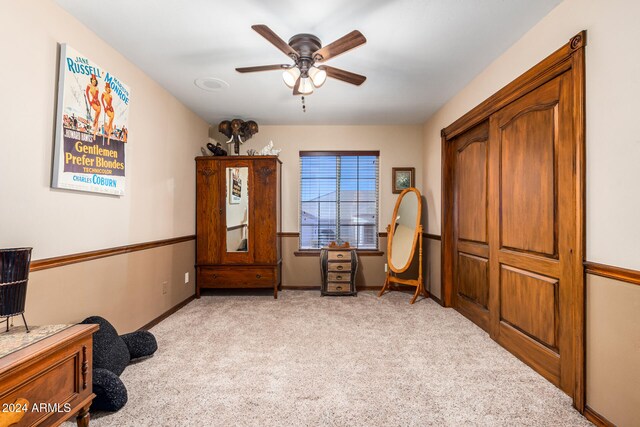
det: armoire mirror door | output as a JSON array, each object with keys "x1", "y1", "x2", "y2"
[
  {"x1": 226, "y1": 166, "x2": 249, "y2": 253},
  {"x1": 221, "y1": 161, "x2": 253, "y2": 264}
]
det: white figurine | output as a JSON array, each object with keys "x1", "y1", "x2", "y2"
[
  {"x1": 259, "y1": 141, "x2": 273, "y2": 155},
  {"x1": 259, "y1": 140, "x2": 281, "y2": 156}
]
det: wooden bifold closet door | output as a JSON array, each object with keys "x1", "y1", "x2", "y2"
[
  {"x1": 488, "y1": 73, "x2": 575, "y2": 392},
  {"x1": 443, "y1": 32, "x2": 586, "y2": 409},
  {"x1": 452, "y1": 122, "x2": 490, "y2": 332}
]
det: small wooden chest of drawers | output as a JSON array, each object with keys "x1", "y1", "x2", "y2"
[{"x1": 320, "y1": 248, "x2": 358, "y2": 296}]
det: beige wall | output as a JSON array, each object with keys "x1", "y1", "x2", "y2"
[
  {"x1": 281, "y1": 234, "x2": 435, "y2": 293},
  {"x1": 421, "y1": 0, "x2": 640, "y2": 269},
  {"x1": 281, "y1": 236, "x2": 387, "y2": 288},
  {"x1": 420, "y1": 0, "x2": 640, "y2": 422},
  {"x1": 213, "y1": 125, "x2": 424, "y2": 233},
  {"x1": 425, "y1": 238, "x2": 441, "y2": 299},
  {"x1": 587, "y1": 275, "x2": 640, "y2": 427},
  {"x1": 0, "y1": 0, "x2": 209, "y2": 260},
  {"x1": 26, "y1": 241, "x2": 195, "y2": 333},
  {"x1": 0, "y1": 1, "x2": 208, "y2": 330},
  {"x1": 212, "y1": 125, "x2": 424, "y2": 288}
]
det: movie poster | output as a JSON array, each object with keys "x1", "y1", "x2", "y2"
[{"x1": 52, "y1": 44, "x2": 130, "y2": 195}]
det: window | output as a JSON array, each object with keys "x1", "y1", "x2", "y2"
[{"x1": 299, "y1": 151, "x2": 379, "y2": 250}]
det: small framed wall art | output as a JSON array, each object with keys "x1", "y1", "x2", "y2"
[{"x1": 392, "y1": 167, "x2": 415, "y2": 193}]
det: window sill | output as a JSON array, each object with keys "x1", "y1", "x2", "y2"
[{"x1": 294, "y1": 250, "x2": 384, "y2": 257}]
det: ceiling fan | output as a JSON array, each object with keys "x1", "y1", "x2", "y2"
[{"x1": 236, "y1": 25, "x2": 367, "y2": 95}]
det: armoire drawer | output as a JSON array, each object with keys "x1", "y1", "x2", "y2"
[{"x1": 199, "y1": 267, "x2": 275, "y2": 288}]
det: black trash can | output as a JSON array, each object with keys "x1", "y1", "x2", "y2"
[{"x1": 0, "y1": 247, "x2": 32, "y2": 332}]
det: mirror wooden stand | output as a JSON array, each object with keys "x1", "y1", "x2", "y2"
[{"x1": 378, "y1": 187, "x2": 428, "y2": 304}]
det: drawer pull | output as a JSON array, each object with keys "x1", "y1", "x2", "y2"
[
  {"x1": 337, "y1": 265, "x2": 343, "y2": 270},
  {"x1": 336, "y1": 275, "x2": 343, "y2": 280},
  {"x1": 336, "y1": 286, "x2": 343, "y2": 290},
  {"x1": 213, "y1": 274, "x2": 217, "y2": 279},
  {"x1": 256, "y1": 274, "x2": 262, "y2": 279},
  {"x1": 337, "y1": 254, "x2": 344, "y2": 258}
]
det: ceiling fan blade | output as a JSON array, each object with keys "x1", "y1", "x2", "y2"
[
  {"x1": 236, "y1": 64, "x2": 288, "y2": 73},
  {"x1": 314, "y1": 30, "x2": 366, "y2": 62},
  {"x1": 252, "y1": 24, "x2": 299, "y2": 58},
  {"x1": 293, "y1": 77, "x2": 302, "y2": 95},
  {"x1": 320, "y1": 65, "x2": 366, "y2": 86}
]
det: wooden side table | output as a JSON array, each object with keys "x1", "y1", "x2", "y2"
[
  {"x1": 320, "y1": 247, "x2": 358, "y2": 296},
  {"x1": 0, "y1": 324, "x2": 98, "y2": 427}
]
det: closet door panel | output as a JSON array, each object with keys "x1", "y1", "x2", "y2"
[
  {"x1": 500, "y1": 106, "x2": 557, "y2": 257},
  {"x1": 458, "y1": 253, "x2": 489, "y2": 309},
  {"x1": 457, "y1": 140, "x2": 487, "y2": 244},
  {"x1": 499, "y1": 265, "x2": 558, "y2": 348},
  {"x1": 453, "y1": 122, "x2": 490, "y2": 331},
  {"x1": 489, "y1": 73, "x2": 575, "y2": 394}
]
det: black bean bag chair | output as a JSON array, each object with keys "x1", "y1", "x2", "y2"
[{"x1": 80, "y1": 316, "x2": 157, "y2": 412}]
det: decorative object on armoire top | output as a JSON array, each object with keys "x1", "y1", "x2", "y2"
[
  {"x1": 236, "y1": 25, "x2": 367, "y2": 96},
  {"x1": 320, "y1": 247, "x2": 358, "y2": 296},
  {"x1": 392, "y1": 167, "x2": 415, "y2": 194},
  {"x1": 207, "y1": 142, "x2": 227, "y2": 156},
  {"x1": 80, "y1": 316, "x2": 157, "y2": 412},
  {"x1": 200, "y1": 147, "x2": 209, "y2": 156},
  {"x1": 0, "y1": 247, "x2": 32, "y2": 333},
  {"x1": 259, "y1": 141, "x2": 281, "y2": 156},
  {"x1": 246, "y1": 148, "x2": 258, "y2": 156},
  {"x1": 379, "y1": 188, "x2": 428, "y2": 304},
  {"x1": 218, "y1": 119, "x2": 259, "y2": 155}
]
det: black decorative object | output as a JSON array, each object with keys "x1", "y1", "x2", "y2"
[
  {"x1": 80, "y1": 316, "x2": 157, "y2": 412},
  {"x1": 0, "y1": 247, "x2": 32, "y2": 332},
  {"x1": 207, "y1": 142, "x2": 227, "y2": 156}
]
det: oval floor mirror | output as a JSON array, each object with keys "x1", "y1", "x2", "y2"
[{"x1": 378, "y1": 187, "x2": 428, "y2": 304}]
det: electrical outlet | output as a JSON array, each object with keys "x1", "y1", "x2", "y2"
[
  {"x1": 384, "y1": 263, "x2": 388, "y2": 272},
  {"x1": 184, "y1": 272, "x2": 189, "y2": 284},
  {"x1": 162, "y1": 281, "x2": 168, "y2": 295}
]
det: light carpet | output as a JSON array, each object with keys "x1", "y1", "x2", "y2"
[{"x1": 84, "y1": 291, "x2": 591, "y2": 426}]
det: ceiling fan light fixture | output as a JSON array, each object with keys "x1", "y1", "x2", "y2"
[
  {"x1": 240, "y1": 25, "x2": 367, "y2": 97},
  {"x1": 309, "y1": 66, "x2": 327, "y2": 87},
  {"x1": 282, "y1": 67, "x2": 300, "y2": 88},
  {"x1": 299, "y1": 77, "x2": 314, "y2": 94}
]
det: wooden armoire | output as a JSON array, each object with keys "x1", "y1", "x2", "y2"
[{"x1": 195, "y1": 156, "x2": 282, "y2": 298}]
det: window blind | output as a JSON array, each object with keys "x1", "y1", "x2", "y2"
[{"x1": 299, "y1": 151, "x2": 379, "y2": 250}]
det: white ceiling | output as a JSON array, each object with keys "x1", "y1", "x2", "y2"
[{"x1": 54, "y1": 0, "x2": 561, "y2": 125}]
